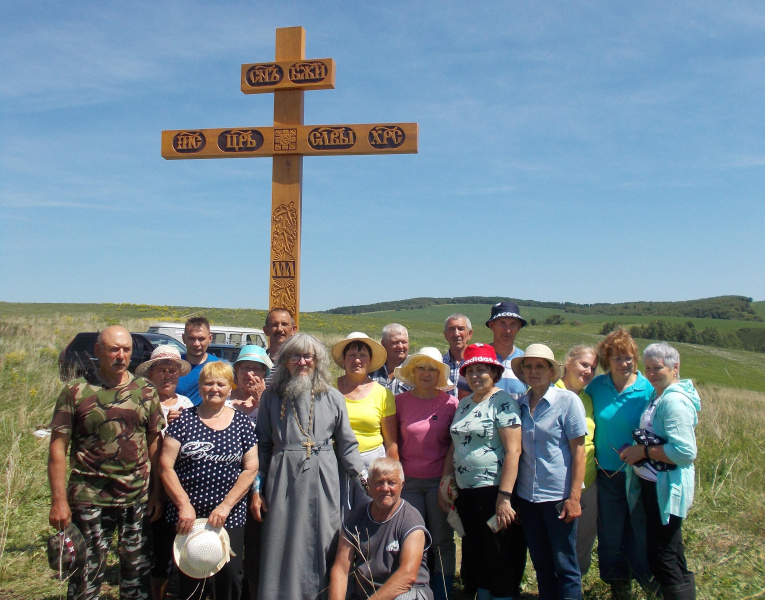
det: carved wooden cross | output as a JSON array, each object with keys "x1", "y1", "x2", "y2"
[
  {"x1": 161, "y1": 26, "x2": 418, "y2": 327},
  {"x1": 302, "y1": 436, "x2": 316, "y2": 459}
]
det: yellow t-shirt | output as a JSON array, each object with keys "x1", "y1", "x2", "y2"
[
  {"x1": 343, "y1": 382, "x2": 396, "y2": 453},
  {"x1": 555, "y1": 379, "x2": 596, "y2": 489}
]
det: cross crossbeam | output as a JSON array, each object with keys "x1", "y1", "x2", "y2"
[{"x1": 162, "y1": 26, "x2": 418, "y2": 327}]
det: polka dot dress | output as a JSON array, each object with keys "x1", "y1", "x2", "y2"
[{"x1": 165, "y1": 407, "x2": 257, "y2": 528}]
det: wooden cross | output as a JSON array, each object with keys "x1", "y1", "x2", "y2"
[
  {"x1": 302, "y1": 436, "x2": 316, "y2": 459},
  {"x1": 161, "y1": 26, "x2": 418, "y2": 327}
]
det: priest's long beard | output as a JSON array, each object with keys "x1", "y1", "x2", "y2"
[{"x1": 284, "y1": 374, "x2": 313, "y2": 400}]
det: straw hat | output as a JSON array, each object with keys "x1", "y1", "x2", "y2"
[
  {"x1": 510, "y1": 344, "x2": 561, "y2": 384},
  {"x1": 331, "y1": 332, "x2": 387, "y2": 373},
  {"x1": 394, "y1": 347, "x2": 454, "y2": 391},
  {"x1": 233, "y1": 344, "x2": 273, "y2": 376},
  {"x1": 173, "y1": 519, "x2": 233, "y2": 579},
  {"x1": 136, "y1": 345, "x2": 191, "y2": 378},
  {"x1": 458, "y1": 343, "x2": 505, "y2": 377}
]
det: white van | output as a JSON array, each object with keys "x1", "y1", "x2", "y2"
[{"x1": 147, "y1": 322, "x2": 267, "y2": 348}]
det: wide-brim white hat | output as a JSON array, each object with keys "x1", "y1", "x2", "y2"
[
  {"x1": 173, "y1": 519, "x2": 233, "y2": 579},
  {"x1": 331, "y1": 332, "x2": 387, "y2": 373},
  {"x1": 510, "y1": 343, "x2": 562, "y2": 384},
  {"x1": 394, "y1": 347, "x2": 454, "y2": 391},
  {"x1": 136, "y1": 345, "x2": 191, "y2": 378}
]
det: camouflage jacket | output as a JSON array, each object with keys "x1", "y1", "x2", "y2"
[{"x1": 50, "y1": 372, "x2": 164, "y2": 507}]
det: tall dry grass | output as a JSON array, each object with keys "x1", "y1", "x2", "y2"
[{"x1": 0, "y1": 315, "x2": 763, "y2": 599}]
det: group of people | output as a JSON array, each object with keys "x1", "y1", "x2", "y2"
[{"x1": 47, "y1": 302, "x2": 700, "y2": 600}]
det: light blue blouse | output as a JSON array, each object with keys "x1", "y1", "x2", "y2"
[
  {"x1": 516, "y1": 384, "x2": 588, "y2": 503},
  {"x1": 627, "y1": 379, "x2": 700, "y2": 524}
]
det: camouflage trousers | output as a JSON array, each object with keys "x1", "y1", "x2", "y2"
[{"x1": 68, "y1": 502, "x2": 151, "y2": 600}]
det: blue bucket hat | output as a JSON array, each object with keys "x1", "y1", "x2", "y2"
[
  {"x1": 233, "y1": 344, "x2": 273, "y2": 376},
  {"x1": 485, "y1": 301, "x2": 528, "y2": 328}
]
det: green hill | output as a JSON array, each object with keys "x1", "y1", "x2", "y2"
[{"x1": 324, "y1": 295, "x2": 762, "y2": 321}]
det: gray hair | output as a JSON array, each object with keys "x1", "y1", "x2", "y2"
[
  {"x1": 368, "y1": 457, "x2": 405, "y2": 483},
  {"x1": 444, "y1": 313, "x2": 472, "y2": 331},
  {"x1": 562, "y1": 344, "x2": 598, "y2": 376},
  {"x1": 381, "y1": 323, "x2": 408, "y2": 343},
  {"x1": 643, "y1": 342, "x2": 680, "y2": 372},
  {"x1": 271, "y1": 333, "x2": 333, "y2": 396}
]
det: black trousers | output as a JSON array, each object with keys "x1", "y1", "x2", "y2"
[
  {"x1": 640, "y1": 478, "x2": 692, "y2": 588},
  {"x1": 454, "y1": 485, "x2": 526, "y2": 598}
]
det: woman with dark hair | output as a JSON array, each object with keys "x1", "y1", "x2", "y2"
[
  {"x1": 619, "y1": 343, "x2": 699, "y2": 600},
  {"x1": 586, "y1": 328, "x2": 655, "y2": 599},
  {"x1": 442, "y1": 343, "x2": 525, "y2": 600},
  {"x1": 332, "y1": 332, "x2": 399, "y2": 511}
]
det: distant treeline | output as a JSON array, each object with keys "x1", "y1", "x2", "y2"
[
  {"x1": 325, "y1": 295, "x2": 762, "y2": 321},
  {"x1": 599, "y1": 320, "x2": 765, "y2": 353}
]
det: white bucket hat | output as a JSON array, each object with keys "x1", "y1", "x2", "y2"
[
  {"x1": 136, "y1": 345, "x2": 191, "y2": 378},
  {"x1": 331, "y1": 332, "x2": 387, "y2": 373},
  {"x1": 173, "y1": 519, "x2": 234, "y2": 579},
  {"x1": 394, "y1": 347, "x2": 454, "y2": 391}
]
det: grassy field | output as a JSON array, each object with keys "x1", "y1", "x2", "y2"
[{"x1": 0, "y1": 307, "x2": 763, "y2": 599}]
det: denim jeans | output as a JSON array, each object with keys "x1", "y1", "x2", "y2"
[
  {"x1": 517, "y1": 497, "x2": 582, "y2": 600},
  {"x1": 596, "y1": 469, "x2": 654, "y2": 587}
]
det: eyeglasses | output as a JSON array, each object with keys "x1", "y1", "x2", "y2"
[
  {"x1": 595, "y1": 444, "x2": 629, "y2": 478},
  {"x1": 415, "y1": 365, "x2": 439, "y2": 373},
  {"x1": 289, "y1": 354, "x2": 315, "y2": 364},
  {"x1": 611, "y1": 355, "x2": 635, "y2": 365},
  {"x1": 521, "y1": 363, "x2": 551, "y2": 372}
]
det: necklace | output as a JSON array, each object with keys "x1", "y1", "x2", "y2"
[{"x1": 289, "y1": 394, "x2": 316, "y2": 458}]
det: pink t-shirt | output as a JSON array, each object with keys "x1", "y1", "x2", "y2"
[{"x1": 396, "y1": 391, "x2": 458, "y2": 479}]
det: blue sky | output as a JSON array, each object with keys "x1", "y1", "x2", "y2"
[{"x1": 2, "y1": 1, "x2": 764, "y2": 312}]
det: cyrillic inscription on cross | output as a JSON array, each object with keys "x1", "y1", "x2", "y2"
[{"x1": 161, "y1": 26, "x2": 418, "y2": 327}]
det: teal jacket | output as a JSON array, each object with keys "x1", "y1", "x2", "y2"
[{"x1": 627, "y1": 379, "x2": 701, "y2": 524}]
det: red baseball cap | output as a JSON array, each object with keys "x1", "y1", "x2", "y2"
[{"x1": 459, "y1": 343, "x2": 505, "y2": 377}]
